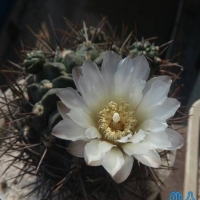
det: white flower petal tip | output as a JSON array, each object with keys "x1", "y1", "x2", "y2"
[
  {"x1": 138, "y1": 120, "x2": 167, "y2": 133},
  {"x1": 164, "y1": 128, "x2": 184, "y2": 150},
  {"x1": 129, "y1": 129, "x2": 145, "y2": 143},
  {"x1": 122, "y1": 142, "x2": 149, "y2": 156},
  {"x1": 84, "y1": 140, "x2": 102, "y2": 165},
  {"x1": 134, "y1": 150, "x2": 161, "y2": 168},
  {"x1": 56, "y1": 87, "x2": 91, "y2": 114},
  {"x1": 85, "y1": 127, "x2": 101, "y2": 139},
  {"x1": 51, "y1": 118, "x2": 87, "y2": 141},
  {"x1": 145, "y1": 131, "x2": 172, "y2": 149},
  {"x1": 84, "y1": 140, "x2": 114, "y2": 166},
  {"x1": 131, "y1": 55, "x2": 150, "y2": 81},
  {"x1": 102, "y1": 147, "x2": 125, "y2": 177},
  {"x1": 67, "y1": 107, "x2": 94, "y2": 128},
  {"x1": 117, "y1": 134, "x2": 132, "y2": 143},
  {"x1": 117, "y1": 130, "x2": 145, "y2": 143},
  {"x1": 57, "y1": 101, "x2": 69, "y2": 119},
  {"x1": 113, "y1": 154, "x2": 134, "y2": 183}
]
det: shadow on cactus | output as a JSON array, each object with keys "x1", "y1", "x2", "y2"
[{"x1": 0, "y1": 18, "x2": 184, "y2": 200}]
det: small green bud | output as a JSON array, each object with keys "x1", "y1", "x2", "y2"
[
  {"x1": 93, "y1": 52, "x2": 106, "y2": 66},
  {"x1": 52, "y1": 76, "x2": 76, "y2": 89},
  {"x1": 43, "y1": 62, "x2": 66, "y2": 81},
  {"x1": 27, "y1": 80, "x2": 52, "y2": 104},
  {"x1": 61, "y1": 51, "x2": 82, "y2": 74},
  {"x1": 135, "y1": 42, "x2": 144, "y2": 50},
  {"x1": 41, "y1": 89, "x2": 61, "y2": 111},
  {"x1": 24, "y1": 50, "x2": 46, "y2": 74},
  {"x1": 144, "y1": 41, "x2": 151, "y2": 48},
  {"x1": 76, "y1": 41, "x2": 101, "y2": 61}
]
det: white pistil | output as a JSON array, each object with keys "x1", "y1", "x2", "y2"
[
  {"x1": 112, "y1": 112, "x2": 120, "y2": 129},
  {"x1": 112, "y1": 113, "x2": 120, "y2": 123}
]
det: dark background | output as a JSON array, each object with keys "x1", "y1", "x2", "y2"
[{"x1": 0, "y1": 0, "x2": 199, "y2": 108}]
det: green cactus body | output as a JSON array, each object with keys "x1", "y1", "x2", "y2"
[
  {"x1": 76, "y1": 41, "x2": 101, "y2": 61},
  {"x1": 24, "y1": 50, "x2": 46, "y2": 74},
  {"x1": 0, "y1": 20, "x2": 183, "y2": 200},
  {"x1": 61, "y1": 50, "x2": 83, "y2": 73}
]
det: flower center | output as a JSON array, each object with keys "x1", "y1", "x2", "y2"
[{"x1": 97, "y1": 101, "x2": 137, "y2": 142}]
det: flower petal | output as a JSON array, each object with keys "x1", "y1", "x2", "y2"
[
  {"x1": 139, "y1": 80, "x2": 170, "y2": 109},
  {"x1": 145, "y1": 131, "x2": 172, "y2": 149},
  {"x1": 85, "y1": 127, "x2": 101, "y2": 139},
  {"x1": 131, "y1": 55, "x2": 150, "y2": 81},
  {"x1": 67, "y1": 107, "x2": 95, "y2": 128},
  {"x1": 121, "y1": 142, "x2": 149, "y2": 155},
  {"x1": 128, "y1": 80, "x2": 146, "y2": 110},
  {"x1": 118, "y1": 129, "x2": 145, "y2": 143},
  {"x1": 56, "y1": 87, "x2": 91, "y2": 114},
  {"x1": 137, "y1": 92, "x2": 179, "y2": 124},
  {"x1": 142, "y1": 76, "x2": 171, "y2": 97},
  {"x1": 99, "y1": 141, "x2": 115, "y2": 153},
  {"x1": 129, "y1": 129, "x2": 145, "y2": 143},
  {"x1": 117, "y1": 133, "x2": 132, "y2": 143},
  {"x1": 81, "y1": 60, "x2": 108, "y2": 102},
  {"x1": 113, "y1": 154, "x2": 134, "y2": 183},
  {"x1": 102, "y1": 147, "x2": 125, "y2": 176},
  {"x1": 134, "y1": 150, "x2": 161, "y2": 168},
  {"x1": 57, "y1": 101, "x2": 70, "y2": 119},
  {"x1": 72, "y1": 67, "x2": 98, "y2": 110},
  {"x1": 84, "y1": 140, "x2": 115, "y2": 167},
  {"x1": 114, "y1": 56, "x2": 134, "y2": 98},
  {"x1": 101, "y1": 51, "x2": 121, "y2": 93},
  {"x1": 76, "y1": 74, "x2": 100, "y2": 110},
  {"x1": 149, "y1": 98, "x2": 180, "y2": 120},
  {"x1": 115, "y1": 55, "x2": 149, "y2": 108},
  {"x1": 138, "y1": 119, "x2": 167, "y2": 132},
  {"x1": 84, "y1": 139, "x2": 102, "y2": 166},
  {"x1": 51, "y1": 118, "x2": 87, "y2": 141},
  {"x1": 164, "y1": 128, "x2": 184, "y2": 150},
  {"x1": 68, "y1": 141, "x2": 87, "y2": 157}
]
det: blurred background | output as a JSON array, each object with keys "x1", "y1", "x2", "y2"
[{"x1": 0, "y1": 0, "x2": 199, "y2": 108}]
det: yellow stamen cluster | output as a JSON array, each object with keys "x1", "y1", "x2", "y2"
[{"x1": 97, "y1": 101, "x2": 137, "y2": 142}]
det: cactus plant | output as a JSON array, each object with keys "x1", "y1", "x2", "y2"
[{"x1": 0, "y1": 19, "x2": 183, "y2": 200}]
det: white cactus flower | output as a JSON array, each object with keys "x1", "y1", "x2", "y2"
[{"x1": 51, "y1": 51, "x2": 183, "y2": 183}]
